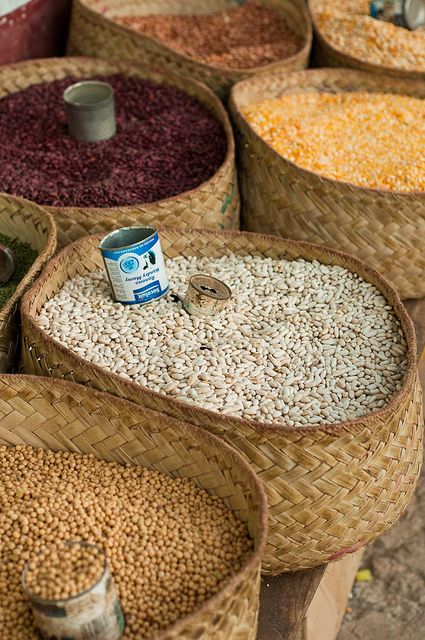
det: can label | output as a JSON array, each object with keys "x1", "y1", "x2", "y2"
[{"x1": 100, "y1": 228, "x2": 169, "y2": 305}]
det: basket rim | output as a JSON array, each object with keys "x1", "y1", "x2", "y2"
[
  {"x1": 309, "y1": 0, "x2": 425, "y2": 81},
  {"x1": 20, "y1": 227, "x2": 418, "y2": 437},
  {"x1": 0, "y1": 371, "x2": 268, "y2": 638},
  {"x1": 230, "y1": 67, "x2": 425, "y2": 198},
  {"x1": 74, "y1": 0, "x2": 313, "y2": 76},
  {"x1": 0, "y1": 56, "x2": 236, "y2": 215},
  {"x1": 0, "y1": 194, "x2": 56, "y2": 323}
]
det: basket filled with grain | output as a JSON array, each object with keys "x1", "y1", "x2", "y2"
[
  {"x1": 229, "y1": 67, "x2": 425, "y2": 299},
  {"x1": 0, "y1": 373, "x2": 267, "y2": 639},
  {"x1": 20, "y1": 228, "x2": 423, "y2": 574},
  {"x1": 0, "y1": 56, "x2": 238, "y2": 248},
  {"x1": 0, "y1": 194, "x2": 56, "y2": 373},
  {"x1": 67, "y1": 0, "x2": 312, "y2": 99},
  {"x1": 310, "y1": 0, "x2": 425, "y2": 81}
]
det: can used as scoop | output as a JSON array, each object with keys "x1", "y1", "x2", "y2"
[
  {"x1": 99, "y1": 226, "x2": 169, "y2": 305},
  {"x1": 0, "y1": 244, "x2": 16, "y2": 287},
  {"x1": 22, "y1": 542, "x2": 124, "y2": 640},
  {"x1": 183, "y1": 274, "x2": 232, "y2": 317},
  {"x1": 63, "y1": 80, "x2": 116, "y2": 142},
  {"x1": 370, "y1": 0, "x2": 425, "y2": 28}
]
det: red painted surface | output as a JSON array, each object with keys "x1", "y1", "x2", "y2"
[{"x1": 0, "y1": 0, "x2": 71, "y2": 64}]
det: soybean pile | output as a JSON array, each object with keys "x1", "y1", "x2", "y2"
[
  {"x1": 242, "y1": 92, "x2": 425, "y2": 192},
  {"x1": 37, "y1": 254, "x2": 408, "y2": 427},
  {"x1": 0, "y1": 75, "x2": 227, "y2": 207},
  {"x1": 311, "y1": 0, "x2": 425, "y2": 72},
  {"x1": 116, "y1": 1, "x2": 302, "y2": 69},
  {"x1": 0, "y1": 444, "x2": 252, "y2": 639}
]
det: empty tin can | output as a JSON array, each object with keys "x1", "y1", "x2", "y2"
[
  {"x1": 63, "y1": 80, "x2": 116, "y2": 142},
  {"x1": 99, "y1": 226, "x2": 169, "y2": 305},
  {"x1": 370, "y1": 0, "x2": 425, "y2": 28},
  {"x1": 22, "y1": 542, "x2": 125, "y2": 640}
]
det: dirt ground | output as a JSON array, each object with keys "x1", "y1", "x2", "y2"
[{"x1": 338, "y1": 351, "x2": 425, "y2": 640}]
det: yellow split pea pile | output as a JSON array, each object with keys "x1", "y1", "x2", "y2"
[
  {"x1": 242, "y1": 91, "x2": 425, "y2": 192},
  {"x1": 0, "y1": 445, "x2": 252, "y2": 639},
  {"x1": 311, "y1": 0, "x2": 425, "y2": 72}
]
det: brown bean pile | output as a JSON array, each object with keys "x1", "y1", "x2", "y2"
[
  {"x1": 25, "y1": 542, "x2": 105, "y2": 601},
  {"x1": 0, "y1": 444, "x2": 252, "y2": 639},
  {"x1": 116, "y1": 1, "x2": 302, "y2": 69}
]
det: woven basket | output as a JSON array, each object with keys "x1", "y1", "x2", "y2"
[
  {"x1": 309, "y1": 0, "x2": 425, "y2": 81},
  {"x1": 0, "y1": 373, "x2": 267, "y2": 639},
  {"x1": 66, "y1": 0, "x2": 312, "y2": 99},
  {"x1": 229, "y1": 68, "x2": 425, "y2": 299},
  {"x1": 0, "y1": 194, "x2": 56, "y2": 373},
  {"x1": 20, "y1": 228, "x2": 423, "y2": 574},
  {"x1": 0, "y1": 56, "x2": 239, "y2": 248}
]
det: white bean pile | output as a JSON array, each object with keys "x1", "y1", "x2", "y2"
[{"x1": 37, "y1": 255, "x2": 407, "y2": 427}]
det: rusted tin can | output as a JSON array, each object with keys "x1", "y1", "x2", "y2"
[
  {"x1": 183, "y1": 273, "x2": 232, "y2": 317},
  {"x1": 63, "y1": 80, "x2": 116, "y2": 142},
  {"x1": 99, "y1": 226, "x2": 169, "y2": 305},
  {"x1": 22, "y1": 542, "x2": 124, "y2": 640}
]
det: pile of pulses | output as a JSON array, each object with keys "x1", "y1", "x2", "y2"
[
  {"x1": 25, "y1": 543, "x2": 104, "y2": 600},
  {"x1": 311, "y1": 0, "x2": 425, "y2": 71},
  {"x1": 37, "y1": 255, "x2": 408, "y2": 427},
  {"x1": 114, "y1": 1, "x2": 302, "y2": 69},
  {"x1": 0, "y1": 444, "x2": 252, "y2": 639},
  {"x1": 242, "y1": 92, "x2": 425, "y2": 192}
]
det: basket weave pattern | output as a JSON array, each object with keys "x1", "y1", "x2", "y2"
[
  {"x1": 0, "y1": 57, "x2": 239, "y2": 248},
  {"x1": 20, "y1": 229, "x2": 423, "y2": 573},
  {"x1": 229, "y1": 68, "x2": 425, "y2": 299},
  {"x1": 309, "y1": 0, "x2": 425, "y2": 81},
  {"x1": 0, "y1": 373, "x2": 267, "y2": 639},
  {"x1": 0, "y1": 194, "x2": 56, "y2": 373},
  {"x1": 67, "y1": 0, "x2": 312, "y2": 99}
]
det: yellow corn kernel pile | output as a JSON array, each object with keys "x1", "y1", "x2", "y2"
[
  {"x1": 311, "y1": 0, "x2": 425, "y2": 72},
  {"x1": 242, "y1": 92, "x2": 425, "y2": 192}
]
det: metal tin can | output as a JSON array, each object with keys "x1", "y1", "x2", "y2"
[
  {"x1": 99, "y1": 226, "x2": 169, "y2": 305},
  {"x1": 183, "y1": 273, "x2": 232, "y2": 317},
  {"x1": 22, "y1": 542, "x2": 125, "y2": 640},
  {"x1": 63, "y1": 80, "x2": 116, "y2": 142},
  {"x1": 370, "y1": 0, "x2": 425, "y2": 28}
]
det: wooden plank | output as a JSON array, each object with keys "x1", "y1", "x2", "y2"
[{"x1": 300, "y1": 551, "x2": 363, "y2": 640}]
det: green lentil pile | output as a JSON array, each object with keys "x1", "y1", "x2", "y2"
[{"x1": 0, "y1": 233, "x2": 37, "y2": 309}]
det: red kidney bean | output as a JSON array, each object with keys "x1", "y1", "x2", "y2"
[{"x1": 0, "y1": 75, "x2": 227, "y2": 207}]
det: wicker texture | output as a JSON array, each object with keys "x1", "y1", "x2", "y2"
[
  {"x1": 229, "y1": 68, "x2": 425, "y2": 299},
  {"x1": 309, "y1": 0, "x2": 425, "y2": 81},
  {"x1": 0, "y1": 194, "x2": 56, "y2": 373},
  {"x1": 67, "y1": 0, "x2": 312, "y2": 99},
  {"x1": 0, "y1": 373, "x2": 267, "y2": 639},
  {"x1": 0, "y1": 56, "x2": 239, "y2": 248},
  {"x1": 20, "y1": 228, "x2": 423, "y2": 574}
]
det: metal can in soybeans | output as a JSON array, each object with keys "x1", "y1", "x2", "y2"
[
  {"x1": 99, "y1": 226, "x2": 169, "y2": 305},
  {"x1": 370, "y1": 0, "x2": 425, "y2": 28},
  {"x1": 22, "y1": 542, "x2": 125, "y2": 640}
]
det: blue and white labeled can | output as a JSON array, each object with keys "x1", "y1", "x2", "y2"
[{"x1": 99, "y1": 227, "x2": 169, "y2": 305}]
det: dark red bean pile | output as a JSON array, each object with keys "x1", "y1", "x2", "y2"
[{"x1": 0, "y1": 75, "x2": 227, "y2": 208}]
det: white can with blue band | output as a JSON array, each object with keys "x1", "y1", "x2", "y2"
[{"x1": 99, "y1": 227, "x2": 169, "y2": 305}]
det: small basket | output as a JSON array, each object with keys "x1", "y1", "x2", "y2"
[
  {"x1": 0, "y1": 373, "x2": 267, "y2": 639},
  {"x1": 0, "y1": 194, "x2": 56, "y2": 373},
  {"x1": 229, "y1": 68, "x2": 425, "y2": 299},
  {"x1": 20, "y1": 228, "x2": 423, "y2": 574},
  {"x1": 66, "y1": 0, "x2": 312, "y2": 99},
  {"x1": 309, "y1": 0, "x2": 425, "y2": 81},
  {"x1": 0, "y1": 56, "x2": 239, "y2": 248}
]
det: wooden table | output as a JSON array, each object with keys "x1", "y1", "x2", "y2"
[{"x1": 257, "y1": 298, "x2": 425, "y2": 640}]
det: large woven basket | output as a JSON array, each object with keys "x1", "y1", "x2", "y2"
[
  {"x1": 67, "y1": 0, "x2": 312, "y2": 99},
  {"x1": 229, "y1": 68, "x2": 425, "y2": 299},
  {"x1": 309, "y1": 0, "x2": 425, "y2": 81},
  {"x1": 0, "y1": 373, "x2": 267, "y2": 639},
  {"x1": 0, "y1": 56, "x2": 239, "y2": 248},
  {"x1": 0, "y1": 194, "x2": 56, "y2": 373},
  {"x1": 20, "y1": 228, "x2": 423, "y2": 574}
]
